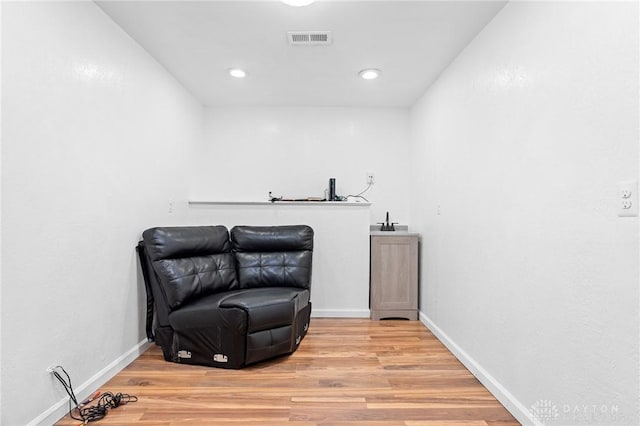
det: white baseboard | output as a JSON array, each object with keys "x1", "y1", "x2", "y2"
[
  {"x1": 419, "y1": 311, "x2": 539, "y2": 426},
  {"x1": 312, "y1": 308, "x2": 370, "y2": 318},
  {"x1": 29, "y1": 339, "x2": 152, "y2": 426}
]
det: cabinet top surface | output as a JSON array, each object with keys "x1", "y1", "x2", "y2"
[{"x1": 370, "y1": 231, "x2": 420, "y2": 237}]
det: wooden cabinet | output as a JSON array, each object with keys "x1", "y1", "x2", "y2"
[{"x1": 370, "y1": 233, "x2": 419, "y2": 320}]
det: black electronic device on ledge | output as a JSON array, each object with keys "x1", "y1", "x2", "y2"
[{"x1": 329, "y1": 178, "x2": 336, "y2": 201}]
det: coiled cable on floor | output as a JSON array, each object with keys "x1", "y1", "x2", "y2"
[{"x1": 50, "y1": 366, "x2": 138, "y2": 423}]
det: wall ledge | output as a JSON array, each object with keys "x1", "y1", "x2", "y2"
[{"x1": 189, "y1": 200, "x2": 371, "y2": 207}]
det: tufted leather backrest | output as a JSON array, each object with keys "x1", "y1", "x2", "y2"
[
  {"x1": 142, "y1": 226, "x2": 238, "y2": 311},
  {"x1": 231, "y1": 225, "x2": 313, "y2": 290}
]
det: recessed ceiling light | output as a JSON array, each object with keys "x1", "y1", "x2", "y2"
[
  {"x1": 359, "y1": 69, "x2": 382, "y2": 80},
  {"x1": 228, "y1": 68, "x2": 247, "y2": 78},
  {"x1": 281, "y1": 0, "x2": 315, "y2": 7}
]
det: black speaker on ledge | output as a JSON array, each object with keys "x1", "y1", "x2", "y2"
[{"x1": 328, "y1": 178, "x2": 336, "y2": 201}]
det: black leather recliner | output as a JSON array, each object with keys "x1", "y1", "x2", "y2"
[{"x1": 137, "y1": 225, "x2": 313, "y2": 369}]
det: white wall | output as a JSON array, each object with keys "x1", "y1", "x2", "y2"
[
  {"x1": 410, "y1": 1, "x2": 639, "y2": 425},
  {"x1": 1, "y1": 2, "x2": 203, "y2": 424},
  {"x1": 0, "y1": 1, "x2": 4, "y2": 422},
  {"x1": 193, "y1": 106, "x2": 411, "y2": 225}
]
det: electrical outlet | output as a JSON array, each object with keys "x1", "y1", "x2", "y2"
[
  {"x1": 46, "y1": 365, "x2": 58, "y2": 374},
  {"x1": 367, "y1": 172, "x2": 375, "y2": 185},
  {"x1": 618, "y1": 180, "x2": 638, "y2": 217}
]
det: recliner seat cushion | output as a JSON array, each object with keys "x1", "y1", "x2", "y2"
[
  {"x1": 220, "y1": 287, "x2": 309, "y2": 333},
  {"x1": 169, "y1": 287, "x2": 309, "y2": 334},
  {"x1": 168, "y1": 292, "x2": 247, "y2": 332}
]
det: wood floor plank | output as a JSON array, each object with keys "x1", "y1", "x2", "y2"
[{"x1": 54, "y1": 319, "x2": 520, "y2": 425}]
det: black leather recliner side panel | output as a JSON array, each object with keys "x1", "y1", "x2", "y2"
[
  {"x1": 295, "y1": 302, "x2": 312, "y2": 347},
  {"x1": 137, "y1": 241, "x2": 174, "y2": 360}
]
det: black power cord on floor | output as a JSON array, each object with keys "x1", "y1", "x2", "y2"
[{"x1": 50, "y1": 366, "x2": 138, "y2": 423}]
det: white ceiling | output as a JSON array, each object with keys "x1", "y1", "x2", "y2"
[{"x1": 97, "y1": 0, "x2": 507, "y2": 107}]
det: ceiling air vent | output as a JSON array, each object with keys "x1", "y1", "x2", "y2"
[{"x1": 287, "y1": 31, "x2": 332, "y2": 46}]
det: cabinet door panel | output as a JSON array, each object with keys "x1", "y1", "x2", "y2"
[{"x1": 370, "y1": 235, "x2": 418, "y2": 320}]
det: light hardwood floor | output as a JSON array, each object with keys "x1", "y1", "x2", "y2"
[{"x1": 56, "y1": 318, "x2": 520, "y2": 425}]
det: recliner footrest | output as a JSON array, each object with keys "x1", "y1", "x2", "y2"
[{"x1": 246, "y1": 325, "x2": 294, "y2": 365}]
